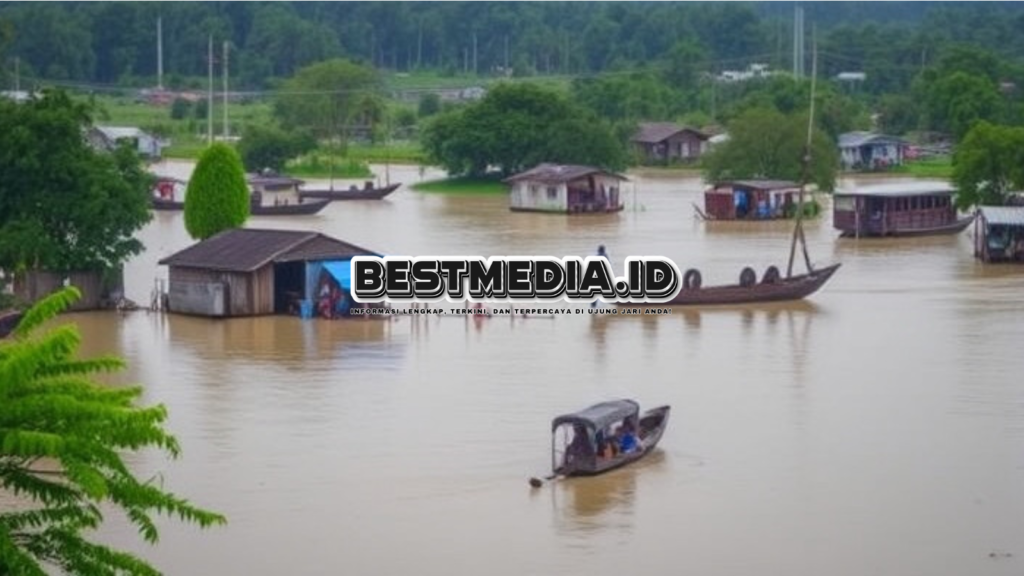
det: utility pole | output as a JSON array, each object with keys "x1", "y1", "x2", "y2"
[
  {"x1": 416, "y1": 20, "x2": 423, "y2": 69},
  {"x1": 207, "y1": 35, "x2": 213, "y2": 145},
  {"x1": 222, "y1": 40, "x2": 229, "y2": 140},
  {"x1": 14, "y1": 56, "x2": 19, "y2": 93},
  {"x1": 157, "y1": 16, "x2": 164, "y2": 90},
  {"x1": 504, "y1": 35, "x2": 510, "y2": 74},
  {"x1": 472, "y1": 33, "x2": 478, "y2": 75}
]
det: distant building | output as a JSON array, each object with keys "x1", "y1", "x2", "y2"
[
  {"x1": 631, "y1": 123, "x2": 711, "y2": 164},
  {"x1": 717, "y1": 63, "x2": 775, "y2": 83},
  {"x1": 975, "y1": 206, "x2": 1024, "y2": 263},
  {"x1": 836, "y1": 72, "x2": 867, "y2": 82},
  {"x1": 0, "y1": 90, "x2": 36, "y2": 103},
  {"x1": 89, "y1": 126, "x2": 168, "y2": 159},
  {"x1": 838, "y1": 131, "x2": 909, "y2": 171},
  {"x1": 504, "y1": 163, "x2": 626, "y2": 214}
]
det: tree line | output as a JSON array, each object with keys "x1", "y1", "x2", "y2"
[{"x1": 4, "y1": 1, "x2": 1024, "y2": 92}]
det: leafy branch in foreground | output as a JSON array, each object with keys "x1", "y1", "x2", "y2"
[{"x1": 0, "y1": 286, "x2": 226, "y2": 575}]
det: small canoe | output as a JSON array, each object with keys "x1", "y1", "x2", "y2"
[{"x1": 151, "y1": 197, "x2": 331, "y2": 216}]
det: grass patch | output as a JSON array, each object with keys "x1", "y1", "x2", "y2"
[
  {"x1": 889, "y1": 157, "x2": 953, "y2": 179},
  {"x1": 286, "y1": 154, "x2": 374, "y2": 179},
  {"x1": 345, "y1": 142, "x2": 427, "y2": 164},
  {"x1": 412, "y1": 176, "x2": 508, "y2": 194}
]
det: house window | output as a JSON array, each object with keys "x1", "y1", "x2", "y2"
[
  {"x1": 546, "y1": 186, "x2": 558, "y2": 199},
  {"x1": 529, "y1": 185, "x2": 539, "y2": 196}
]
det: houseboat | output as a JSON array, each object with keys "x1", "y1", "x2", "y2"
[
  {"x1": 701, "y1": 180, "x2": 802, "y2": 220},
  {"x1": 833, "y1": 181, "x2": 974, "y2": 238},
  {"x1": 974, "y1": 206, "x2": 1024, "y2": 263},
  {"x1": 504, "y1": 164, "x2": 625, "y2": 214}
]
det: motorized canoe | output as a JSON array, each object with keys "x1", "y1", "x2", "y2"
[
  {"x1": 546, "y1": 399, "x2": 671, "y2": 479},
  {"x1": 617, "y1": 262, "x2": 841, "y2": 307},
  {"x1": 298, "y1": 182, "x2": 401, "y2": 202}
]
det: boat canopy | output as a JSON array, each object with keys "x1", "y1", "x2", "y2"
[{"x1": 551, "y1": 399, "x2": 640, "y2": 432}]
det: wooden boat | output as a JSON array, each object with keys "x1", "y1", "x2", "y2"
[
  {"x1": 701, "y1": 179, "x2": 804, "y2": 221},
  {"x1": 833, "y1": 181, "x2": 975, "y2": 237},
  {"x1": 0, "y1": 310, "x2": 23, "y2": 339},
  {"x1": 151, "y1": 196, "x2": 330, "y2": 216},
  {"x1": 619, "y1": 262, "x2": 841, "y2": 307},
  {"x1": 536, "y1": 399, "x2": 670, "y2": 483},
  {"x1": 298, "y1": 182, "x2": 401, "y2": 201}
]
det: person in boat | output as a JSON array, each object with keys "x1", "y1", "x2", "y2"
[{"x1": 619, "y1": 423, "x2": 642, "y2": 454}]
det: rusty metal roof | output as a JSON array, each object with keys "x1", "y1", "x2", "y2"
[
  {"x1": 158, "y1": 228, "x2": 379, "y2": 272},
  {"x1": 503, "y1": 163, "x2": 628, "y2": 184},
  {"x1": 979, "y1": 206, "x2": 1024, "y2": 227}
]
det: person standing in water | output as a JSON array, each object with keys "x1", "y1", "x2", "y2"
[{"x1": 592, "y1": 245, "x2": 609, "y2": 309}]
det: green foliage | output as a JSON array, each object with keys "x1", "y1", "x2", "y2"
[
  {"x1": 169, "y1": 98, "x2": 191, "y2": 120},
  {"x1": 702, "y1": 106, "x2": 840, "y2": 192},
  {"x1": 417, "y1": 93, "x2": 441, "y2": 118},
  {"x1": 411, "y1": 177, "x2": 507, "y2": 195},
  {"x1": 951, "y1": 121, "x2": 1024, "y2": 209},
  {"x1": 184, "y1": 143, "x2": 250, "y2": 241},
  {"x1": 273, "y1": 59, "x2": 383, "y2": 141},
  {"x1": 0, "y1": 89, "x2": 153, "y2": 274},
  {"x1": 0, "y1": 286, "x2": 226, "y2": 575},
  {"x1": 236, "y1": 124, "x2": 316, "y2": 173},
  {"x1": 420, "y1": 82, "x2": 626, "y2": 177}
]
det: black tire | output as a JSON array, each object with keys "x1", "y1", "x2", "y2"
[
  {"x1": 762, "y1": 265, "x2": 781, "y2": 285},
  {"x1": 683, "y1": 268, "x2": 702, "y2": 290},
  {"x1": 739, "y1": 267, "x2": 757, "y2": 287}
]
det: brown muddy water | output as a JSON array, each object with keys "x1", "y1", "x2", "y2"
[{"x1": 35, "y1": 162, "x2": 1024, "y2": 574}]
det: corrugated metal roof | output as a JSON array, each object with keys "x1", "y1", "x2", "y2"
[
  {"x1": 631, "y1": 122, "x2": 709, "y2": 144},
  {"x1": 979, "y1": 206, "x2": 1024, "y2": 226},
  {"x1": 835, "y1": 181, "x2": 956, "y2": 198},
  {"x1": 158, "y1": 228, "x2": 378, "y2": 272},
  {"x1": 503, "y1": 163, "x2": 628, "y2": 184},
  {"x1": 839, "y1": 131, "x2": 908, "y2": 148},
  {"x1": 711, "y1": 180, "x2": 801, "y2": 191}
]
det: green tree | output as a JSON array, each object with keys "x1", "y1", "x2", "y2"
[
  {"x1": 420, "y1": 82, "x2": 626, "y2": 177},
  {"x1": 951, "y1": 121, "x2": 1024, "y2": 209},
  {"x1": 417, "y1": 93, "x2": 441, "y2": 118},
  {"x1": 702, "y1": 106, "x2": 839, "y2": 192},
  {"x1": 923, "y1": 71, "x2": 1004, "y2": 141},
  {"x1": 273, "y1": 58, "x2": 383, "y2": 142},
  {"x1": 0, "y1": 286, "x2": 227, "y2": 575},
  {"x1": 184, "y1": 143, "x2": 250, "y2": 241},
  {"x1": 0, "y1": 90, "x2": 152, "y2": 276},
  {"x1": 236, "y1": 124, "x2": 316, "y2": 173}
]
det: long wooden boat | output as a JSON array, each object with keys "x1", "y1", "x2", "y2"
[
  {"x1": 0, "y1": 310, "x2": 23, "y2": 339},
  {"x1": 298, "y1": 182, "x2": 401, "y2": 201},
  {"x1": 833, "y1": 181, "x2": 975, "y2": 237},
  {"x1": 541, "y1": 399, "x2": 671, "y2": 481},
  {"x1": 617, "y1": 262, "x2": 841, "y2": 307},
  {"x1": 150, "y1": 197, "x2": 330, "y2": 216}
]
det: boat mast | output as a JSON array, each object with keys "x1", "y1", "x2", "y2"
[{"x1": 786, "y1": 27, "x2": 817, "y2": 279}]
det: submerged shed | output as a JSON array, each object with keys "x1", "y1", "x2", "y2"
[
  {"x1": 158, "y1": 228, "x2": 380, "y2": 317},
  {"x1": 975, "y1": 206, "x2": 1024, "y2": 263}
]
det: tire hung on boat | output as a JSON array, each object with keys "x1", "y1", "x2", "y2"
[
  {"x1": 683, "y1": 268, "x2": 702, "y2": 290},
  {"x1": 739, "y1": 267, "x2": 757, "y2": 287},
  {"x1": 761, "y1": 265, "x2": 781, "y2": 285}
]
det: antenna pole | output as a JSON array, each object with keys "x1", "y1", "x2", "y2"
[
  {"x1": 222, "y1": 40, "x2": 229, "y2": 140},
  {"x1": 787, "y1": 25, "x2": 817, "y2": 278},
  {"x1": 157, "y1": 17, "x2": 164, "y2": 90},
  {"x1": 207, "y1": 35, "x2": 213, "y2": 145}
]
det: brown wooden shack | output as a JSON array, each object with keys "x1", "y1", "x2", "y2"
[
  {"x1": 158, "y1": 228, "x2": 380, "y2": 318},
  {"x1": 703, "y1": 180, "x2": 800, "y2": 220}
]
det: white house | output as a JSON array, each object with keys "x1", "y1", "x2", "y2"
[
  {"x1": 504, "y1": 164, "x2": 627, "y2": 214},
  {"x1": 838, "y1": 131, "x2": 908, "y2": 171},
  {"x1": 91, "y1": 126, "x2": 167, "y2": 159}
]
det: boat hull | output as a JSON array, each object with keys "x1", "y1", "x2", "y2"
[
  {"x1": 618, "y1": 263, "x2": 841, "y2": 307},
  {"x1": 151, "y1": 198, "x2": 330, "y2": 216},
  {"x1": 298, "y1": 183, "x2": 401, "y2": 201},
  {"x1": 557, "y1": 405, "x2": 671, "y2": 478},
  {"x1": 837, "y1": 215, "x2": 975, "y2": 238}
]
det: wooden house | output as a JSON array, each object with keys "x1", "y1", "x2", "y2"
[
  {"x1": 702, "y1": 180, "x2": 801, "y2": 220},
  {"x1": 631, "y1": 123, "x2": 710, "y2": 164},
  {"x1": 504, "y1": 164, "x2": 626, "y2": 214},
  {"x1": 974, "y1": 206, "x2": 1024, "y2": 262},
  {"x1": 839, "y1": 132, "x2": 908, "y2": 171},
  {"x1": 833, "y1": 181, "x2": 974, "y2": 238},
  {"x1": 12, "y1": 268, "x2": 122, "y2": 312},
  {"x1": 158, "y1": 228, "x2": 381, "y2": 318}
]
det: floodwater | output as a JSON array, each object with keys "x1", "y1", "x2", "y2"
[{"x1": 56, "y1": 162, "x2": 1024, "y2": 574}]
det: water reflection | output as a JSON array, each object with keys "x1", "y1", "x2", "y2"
[{"x1": 552, "y1": 450, "x2": 667, "y2": 538}]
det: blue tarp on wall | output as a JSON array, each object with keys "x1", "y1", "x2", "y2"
[{"x1": 322, "y1": 260, "x2": 353, "y2": 289}]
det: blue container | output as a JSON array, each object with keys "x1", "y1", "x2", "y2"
[{"x1": 299, "y1": 300, "x2": 313, "y2": 319}]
